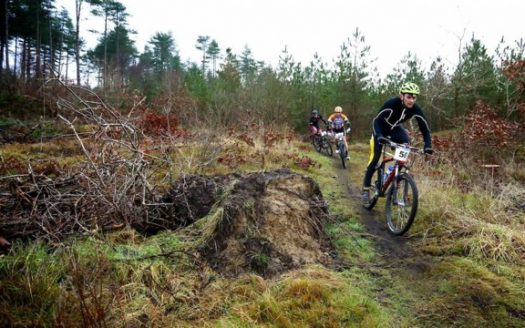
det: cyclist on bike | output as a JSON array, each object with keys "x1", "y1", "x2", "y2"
[
  {"x1": 308, "y1": 108, "x2": 328, "y2": 136},
  {"x1": 361, "y1": 82, "x2": 433, "y2": 204},
  {"x1": 327, "y1": 106, "x2": 351, "y2": 159}
]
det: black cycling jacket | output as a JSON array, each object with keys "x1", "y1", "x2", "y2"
[
  {"x1": 372, "y1": 97, "x2": 432, "y2": 148},
  {"x1": 309, "y1": 115, "x2": 327, "y2": 129}
]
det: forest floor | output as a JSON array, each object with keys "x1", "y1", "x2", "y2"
[{"x1": 1, "y1": 126, "x2": 525, "y2": 327}]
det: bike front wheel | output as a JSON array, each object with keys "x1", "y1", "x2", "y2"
[
  {"x1": 385, "y1": 173, "x2": 418, "y2": 235},
  {"x1": 313, "y1": 136, "x2": 322, "y2": 152},
  {"x1": 321, "y1": 137, "x2": 333, "y2": 156},
  {"x1": 338, "y1": 143, "x2": 347, "y2": 168}
]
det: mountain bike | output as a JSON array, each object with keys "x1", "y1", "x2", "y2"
[
  {"x1": 362, "y1": 139, "x2": 425, "y2": 235},
  {"x1": 312, "y1": 130, "x2": 333, "y2": 156},
  {"x1": 334, "y1": 128, "x2": 351, "y2": 169}
]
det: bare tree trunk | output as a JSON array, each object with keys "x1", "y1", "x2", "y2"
[
  {"x1": 65, "y1": 53, "x2": 69, "y2": 82},
  {"x1": 75, "y1": 0, "x2": 83, "y2": 85},
  {"x1": 48, "y1": 11, "x2": 54, "y2": 78},
  {"x1": 35, "y1": 5, "x2": 42, "y2": 79},
  {"x1": 26, "y1": 40, "x2": 31, "y2": 81},
  {"x1": 20, "y1": 39, "x2": 26, "y2": 80},
  {"x1": 103, "y1": 8, "x2": 108, "y2": 90},
  {"x1": 0, "y1": 0, "x2": 3, "y2": 75},
  {"x1": 13, "y1": 36, "x2": 18, "y2": 76},
  {"x1": 2, "y1": 0, "x2": 9, "y2": 73},
  {"x1": 116, "y1": 20, "x2": 121, "y2": 89},
  {"x1": 58, "y1": 21, "x2": 63, "y2": 78}
]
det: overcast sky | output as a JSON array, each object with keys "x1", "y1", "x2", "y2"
[{"x1": 57, "y1": 0, "x2": 524, "y2": 76}]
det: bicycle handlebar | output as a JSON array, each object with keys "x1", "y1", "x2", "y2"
[{"x1": 378, "y1": 139, "x2": 425, "y2": 154}]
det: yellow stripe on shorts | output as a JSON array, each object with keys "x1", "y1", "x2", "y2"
[{"x1": 367, "y1": 135, "x2": 376, "y2": 166}]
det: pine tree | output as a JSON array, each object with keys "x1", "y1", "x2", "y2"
[
  {"x1": 206, "y1": 39, "x2": 220, "y2": 78},
  {"x1": 195, "y1": 35, "x2": 210, "y2": 76},
  {"x1": 451, "y1": 36, "x2": 498, "y2": 116}
]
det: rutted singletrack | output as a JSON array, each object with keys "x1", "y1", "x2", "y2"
[{"x1": 332, "y1": 155, "x2": 434, "y2": 270}]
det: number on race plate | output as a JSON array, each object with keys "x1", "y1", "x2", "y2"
[{"x1": 393, "y1": 146, "x2": 411, "y2": 161}]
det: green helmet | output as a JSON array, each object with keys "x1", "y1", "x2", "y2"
[{"x1": 399, "y1": 82, "x2": 420, "y2": 95}]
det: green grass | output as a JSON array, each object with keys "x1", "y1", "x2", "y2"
[
  {"x1": 0, "y1": 242, "x2": 64, "y2": 327},
  {"x1": 337, "y1": 140, "x2": 525, "y2": 327},
  {"x1": 2, "y1": 132, "x2": 525, "y2": 327},
  {"x1": 226, "y1": 266, "x2": 393, "y2": 327},
  {"x1": 406, "y1": 257, "x2": 525, "y2": 327}
]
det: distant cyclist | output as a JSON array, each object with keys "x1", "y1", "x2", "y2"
[
  {"x1": 308, "y1": 108, "x2": 328, "y2": 136},
  {"x1": 327, "y1": 106, "x2": 351, "y2": 159},
  {"x1": 361, "y1": 82, "x2": 433, "y2": 204}
]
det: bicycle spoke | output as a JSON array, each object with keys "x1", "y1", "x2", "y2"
[
  {"x1": 316, "y1": 138, "x2": 323, "y2": 152},
  {"x1": 386, "y1": 174, "x2": 418, "y2": 235},
  {"x1": 395, "y1": 182, "x2": 411, "y2": 226}
]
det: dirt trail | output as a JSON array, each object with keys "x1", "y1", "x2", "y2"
[{"x1": 334, "y1": 162, "x2": 434, "y2": 271}]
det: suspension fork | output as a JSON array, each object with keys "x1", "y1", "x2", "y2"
[
  {"x1": 391, "y1": 163, "x2": 412, "y2": 205},
  {"x1": 389, "y1": 163, "x2": 400, "y2": 204}
]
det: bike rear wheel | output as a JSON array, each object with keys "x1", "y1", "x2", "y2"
[{"x1": 385, "y1": 173, "x2": 418, "y2": 235}]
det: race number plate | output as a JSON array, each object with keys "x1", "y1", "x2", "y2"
[
  {"x1": 394, "y1": 146, "x2": 411, "y2": 161},
  {"x1": 335, "y1": 132, "x2": 345, "y2": 141}
]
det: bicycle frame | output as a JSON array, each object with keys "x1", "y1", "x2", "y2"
[
  {"x1": 375, "y1": 142, "x2": 421, "y2": 198},
  {"x1": 311, "y1": 130, "x2": 323, "y2": 146},
  {"x1": 364, "y1": 140, "x2": 425, "y2": 235},
  {"x1": 332, "y1": 132, "x2": 343, "y2": 150},
  {"x1": 331, "y1": 130, "x2": 350, "y2": 168}
]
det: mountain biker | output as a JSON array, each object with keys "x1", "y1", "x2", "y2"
[
  {"x1": 327, "y1": 106, "x2": 351, "y2": 159},
  {"x1": 361, "y1": 82, "x2": 433, "y2": 204},
  {"x1": 308, "y1": 108, "x2": 328, "y2": 136}
]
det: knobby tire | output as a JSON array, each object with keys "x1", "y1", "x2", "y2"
[
  {"x1": 313, "y1": 136, "x2": 322, "y2": 152},
  {"x1": 385, "y1": 173, "x2": 418, "y2": 235},
  {"x1": 338, "y1": 142, "x2": 347, "y2": 169},
  {"x1": 321, "y1": 136, "x2": 333, "y2": 156}
]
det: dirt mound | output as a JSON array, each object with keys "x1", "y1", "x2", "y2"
[
  {"x1": 160, "y1": 169, "x2": 335, "y2": 277},
  {"x1": 0, "y1": 168, "x2": 336, "y2": 275}
]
